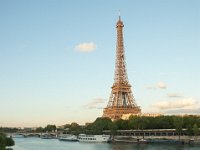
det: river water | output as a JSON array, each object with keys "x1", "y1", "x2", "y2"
[{"x1": 12, "y1": 137, "x2": 200, "y2": 150}]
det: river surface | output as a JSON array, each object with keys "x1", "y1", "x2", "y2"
[{"x1": 12, "y1": 137, "x2": 200, "y2": 150}]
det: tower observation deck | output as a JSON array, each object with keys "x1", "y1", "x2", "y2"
[{"x1": 103, "y1": 16, "x2": 141, "y2": 120}]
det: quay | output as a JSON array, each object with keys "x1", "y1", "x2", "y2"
[{"x1": 104, "y1": 129, "x2": 200, "y2": 144}]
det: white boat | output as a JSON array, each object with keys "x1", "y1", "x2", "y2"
[
  {"x1": 58, "y1": 134, "x2": 78, "y2": 142},
  {"x1": 113, "y1": 138, "x2": 148, "y2": 144},
  {"x1": 78, "y1": 134, "x2": 111, "y2": 142}
]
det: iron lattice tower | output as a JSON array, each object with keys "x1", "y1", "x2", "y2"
[{"x1": 103, "y1": 16, "x2": 141, "y2": 120}]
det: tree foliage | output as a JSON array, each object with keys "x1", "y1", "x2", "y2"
[
  {"x1": 0, "y1": 133, "x2": 6, "y2": 149},
  {"x1": 35, "y1": 127, "x2": 44, "y2": 133},
  {"x1": 0, "y1": 133, "x2": 14, "y2": 149},
  {"x1": 173, "y1": 116, "x2": 183, "y2": 140},
  {"x1": 0, "y1": 128, "x2": 19, "y2": 133},
  {"x1": 44, "y1": 125, "x2": 56, "y2": 132},
  {"x1": 5, "y1": 137, "x2": 15, "y2": 147},
  {"x1": 88, "y1": 117, "x2": 112, "y2": 134},
  {"x1": 193, "y1": 124, "x2": 199, "y2": 139},
  {"x1": 66, "y1": 115, "x2": 200, "y2": 136}
]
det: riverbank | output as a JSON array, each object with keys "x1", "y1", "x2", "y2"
[{"x1": 114, "y1": 135, "x2": 200, "y2": 145}]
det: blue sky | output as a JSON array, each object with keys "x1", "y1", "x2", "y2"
[{"x1": 0, "y1": 0, "x2": 200, "y2": 127}]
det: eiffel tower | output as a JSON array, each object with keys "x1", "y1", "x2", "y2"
[{"x1": 103, "y1": 15, "x2": 141, "y2": 120}]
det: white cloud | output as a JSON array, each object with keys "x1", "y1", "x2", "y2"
[
  {"x1": 165, "y1": 108, "x2": 200, "y2": 115},
  {"x1": 152, "y1": 98, "x2": 198, "y2": 110},
  {"x1": 146, "y1": 81, "x2": 167, "y2": 90},
  {"x1": 146, "y1": 86, "x2": 157, "y2": 90},
  {"x1": 84, "y1": 98, "x2": 106, "y2": 109},
  {"x1": 75, "y1": 42, "x2": 97, "y2": 52},
  {"x1": 157, "y1": 82, "x2": 167, "y2": 89},
  {"x1": 167, "y1": 93, "x2": 183, "y2": 98}
]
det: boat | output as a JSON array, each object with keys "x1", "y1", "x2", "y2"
[
  {"x1": 40, "y1": 134, "x2": 57, "y2": 139},
  {"x1": 78, "y1": 134, "x2": 111, "y2": 142},
  {"x1": 138, "y1": 139, "x2": 148, "y2": 144},
  {"x1": 58, "y1": 134, "x2": 78, "y2": 142},
  {"x1": 113, "y1": 138, "x2": 148, "y2": 144}
]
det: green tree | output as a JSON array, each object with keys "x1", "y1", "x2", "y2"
[
  {"x1": 35, "y1": 127, "x2": 44, "y2": 133},
  {"x1": 145, "y1": 117, "x2": 156, "y2": 129},
  {"x1": 0, "y1": 128, "x2": 19, "y2": 133},
  {"x1": 158, "y1": 116, "x2": 174, "y2": 129},
  {"x1": 193, "y1": 124, "x2": 199, "y2": 140},
  {"x1": 131, "y1": 116, "x2": 148, "y2": 139},
  {"x1": 128, "y1": 115, "x2": 149, "y2": 139},
  {"x1": 114, "y1": 119, "x2": 129, "y2": 130},
  {"x1": 129, "y1": 116, "x2": 140, "y2": 130},
  {"x1": 183, "y1": 115, "x2": 196, "y2": 133},
  {"x1": 173, "y1": 116, "x2": 183, "y2": 140},
  {"x1": 0, "y1": 133, "x2": 6, "y2": 149},
  {"x1": 197, "y1": 118, "x2": 200, "y2": 127},
  {"x1": 64, "y1": 124, "x2": 71, "y2": 129},
  {"x1": 109, "y1": 121, "x2": 117, "y2": 136},
  {"x1": 69, "y1": 122, "x2": 83, "y2": 135},
  {"x1": 6, "y1": 137, "x2": 14, "y2": 147},
  {"x1": 186, "y1": 125, "x2": 193, "y2": 136},
  {"x1": 70, "y1": 122, "x2": 80, "y2": 130},
  {"x1": 89, "y1": 117, "x2": 112, "y2": 134},
  {"x1": 0, "y1": 133, "x2": 14, "y2": 150},
  {"x1": 44, "y1": 125, "x2": 56, "y2": 132}
]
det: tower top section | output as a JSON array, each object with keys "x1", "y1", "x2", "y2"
[{"x1": 116, "y1": 11, "x2": 124, "y2": 28}]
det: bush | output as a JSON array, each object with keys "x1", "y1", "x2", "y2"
[
  {"x1": 6, "y1": 137, "x2": 14, "y2": 147},
  {"x1": 0, "y1": 133, "x2": 6, "y2": 148},
  {"x1": 0, "y1": 133, "x2": 14, "y2": 149}
]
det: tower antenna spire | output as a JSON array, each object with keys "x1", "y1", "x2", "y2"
[{"x1": 118, "y1": 10, "x2": 121, "y2": 20}]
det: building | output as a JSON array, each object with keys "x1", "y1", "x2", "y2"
[
  {"x1": 103, "y1": 15, "x2": 141, "y2": 120},
  {"x1": 121, "y1": 113, "x2": 162, "y2": 120}
]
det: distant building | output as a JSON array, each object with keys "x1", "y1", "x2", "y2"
[
  {"x1": 122, "y1": 113, "x2": 162, "y2": 120},
  {"x1": 23, "y1": 127, "x2": 36, "y2": 132}
]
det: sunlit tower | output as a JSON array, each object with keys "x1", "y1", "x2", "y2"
[{"x1": 103, "y1": 15, "x2": 141, "y2": 120}]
